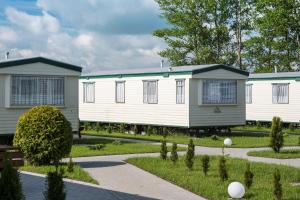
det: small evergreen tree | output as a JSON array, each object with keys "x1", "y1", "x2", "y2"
[
  {"x1": 270, "y1": 117, "x2": 284, "y2": 153},
  {"x1": 119, "y1": 123, "x2": 126, "y2": 133},
  {"x1": 146, "y1": 125, "x2": 153, "y2": 135},
  {"x1": 244, "y1": 163, "x2": 254, "y2": 189},
  {"x1": 298, "y1": 137, "x2": 300, "y2": 146},
  {"x1": 67, "y1": 157, "x2": 74, "y2": 173},
  {"x1": 95, "y1": 122, "x2": 101, "y2": 133},
  {"x1": 219, "y1": 156, "x2": 228, "y2": 181},
  {"x1": 44, "y1": 168, "x2": 66, "y2": 200},
  {"x1": 185, "y1": 139, "x2": 195, "y2": 170},
  {"x1": 160, "y1": 140, "x2": 168, "y2": 160},
  {"x1": 107, "y1": 124, "x2": 112, "y2": 134},
  {"x1": 170, "y1": 142, "x2": 178, "y2": 164},
  {"x1": 162, "y1": 127, "x2": 168, "y2": 138},
  {"x1": 133, "y1": 125, "x2": 139, "y2": 135},
  {"x1": 256, "y1": 121, "x2": 262, "y2": 129},
  {"x1": 84, "y1": 122, "x2": 89, "y2": 131},
  {"x1": 201, "y1": 155, "x2": 210, "y2": 176},
  {"x1": 273, "y1": 169, "x2": 282, "y2": 200},
  {"x1": 0, "y1": 153, "x2": 24, "y2": 200},
  {"x1": 289, "y1": 123, "x2": 295, "y2": 132}
]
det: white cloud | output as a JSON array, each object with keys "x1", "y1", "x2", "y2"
[
  {"x1": 73, "y1": 34, "x2": 94, "y2": 50},
  {"x1": 0, "y1": 26, "x2": 18, "y2": 43}
]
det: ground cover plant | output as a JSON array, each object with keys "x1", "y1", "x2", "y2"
[
  {"x1": 247, "y1": 149, "x2": 300, "y2": 159},
  {"x1": 127, "y1": 156, "x2": 300, "y2": 200}
]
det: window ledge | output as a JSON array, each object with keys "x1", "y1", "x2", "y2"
[{"x1": 6, "y1": 105, "x2": 66, "y2": 109}]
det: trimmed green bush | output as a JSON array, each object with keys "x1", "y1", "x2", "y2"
[
  {"x1": 298, "y1": 137, "x2": 300, "y2": 146},
  {"x1": 185, "y1": 139, "x2": 195, "y2": 170},
  {"x1": 210, "y1": 135, "x2": 219, "y2": 140},
  {"x1": 0, "y1": 153, "x2": 24, "y2": 200},
  {"x1": 112, "y1": 140, "x2": 122, "y2": 145},
  {"x1": 146, "y1": 125, "x2": 153, "y2": 135},
  {"x1": 170, "y1": 142, "x2": 178, "y2": 164},
  {"x1": 273, "y1": 169, "x2": 282, "y2": 200},
  {"x1": 244, "y1": 162, "x2": 254, "y2": 189},
  {"x1": 219, "y1": 156, "x2": 228, "y2": 181},
  {"x1": 201, "y1": 155, "x2": 210, "y2": 176},
  {"x1": 119, "y1": 123, "x2": 126, "y2": 133},
  {"x1": 44, "y1": 169, "x2": 66, "y2": 200},
  {"x1": 67, "y1": 157, "x2": 74, "y2": 173},
  {"x1": 133, "y1": 125, "x2": 139, "y2": 135},
  {"x1": 95, "y1": 122, "x2": 101, "y2": 133},
  {"x1": 84, "y1": 122, "x2": 89, "y2": 131},
  {"x1": 270, "y1": 116, "x2": 284, "y2": 153},
  {"x1": 107, "y1": 124, "x2": 113, "y2": 133},
  {"x1": 256, "y1": 121, "x2": 262, "y2": 129},
  {"x1": 289, "y1": 123, "x2": 295, "y2": 132},
  {"x1": 13, "y1": 106, "x2": 72, "y2": 165},
  {"x1": 160, "y1": 140, "x2": 168, "y2": 160}
]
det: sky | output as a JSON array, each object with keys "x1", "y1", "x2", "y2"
[{"x1": 0, "y1": 0, "x2": 168, "y2": 72}]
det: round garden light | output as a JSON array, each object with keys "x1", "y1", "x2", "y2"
[
  {"x1": 224, "y1": 138, "x2": 232, "y2": 146},
  {"x1": 228, "y1": 182, "x2": 245, "y2": 199}
]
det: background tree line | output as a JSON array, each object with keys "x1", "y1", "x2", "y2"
[{"x1": 154, "y1": 0, "x2": 300, "y2": 72}]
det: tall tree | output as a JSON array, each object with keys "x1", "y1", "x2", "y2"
[{"x1": 154, "y1": 0, "x2": 233, "y2": 66}]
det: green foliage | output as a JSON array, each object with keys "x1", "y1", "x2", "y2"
[
  {"x1": 289, "y1": 123, "x2": 295, "y2": 132},
  {"x1": 13, "y1": 106, "x2": 72, "y2": 165},
  {"x1": 210, "y1": 135, "x2": 219, "y2": 140},
  {"x1": 218, "y1": 156, "x2": 228, "y2": 181},
  {"x1": 170, "y1": 142, "x2": 178, "y2": 164},
  {"x1": 201, "y1": 155, "x2": 210, "y2": 176},
  {"x1": 256, "y1": 121, "x2": 262, "y2": 129},
  {"x1": 162, "y1": 127, "x2": 168, "y2": 138},
  {"x1": 112, "y1": 140, "x2": 122, "y2": 145},
  {"x1": 119, "y1": 123, "x2": 126, "y2": 133},
  {"x1": 133, "y1": 125, "x2": 139, "y2": 135},
  {"x1": 95, "y1": 122, "x2": 101, "y2": 133},
  {"x1": 146, "y1": 125, "x2": 153, "y2": 135},
  {"x1": 106, "y1": 124, "x2": 113, "y2": 134},
  {"x1": 67, "y1": 157, "x2": 74, "y2": 173},
  {"x1": 298, "y1": 137, "x2": 300, "y2": 146},
  {"x1": 84, "y1": 122, "x2": 89, "y2": 131},
  {"x1": 44, "y1": 169, "x2": 66, "y2": 200},
  {"x1": 0, "y1": 154, "x2": 24, "y2": 200},
  {"x1": 273, "y1": 169, "x2": 282, "y2": 200},
  {"x1": 270, "y1": 117, "x2": 284, "y2": 153},
  {"x1": 160, "y1": 140, "x2": 168, "y2": 160},
  {"x1": 244, "y1": 162, "x2": 254, "y2": 189},
  {"x1": 185, "y1": 139, "x2": 195, "y2": 170}
]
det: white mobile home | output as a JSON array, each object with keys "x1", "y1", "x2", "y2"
[
  {"x1": 247, "y1": 72, "x2": 300, "y2": 123},
  {"x1": 0, "y1": 57, "x2": 82, "y2": 135},
  {"x1": 79, "y1": 64, "x2": 249, "y2": 128}
]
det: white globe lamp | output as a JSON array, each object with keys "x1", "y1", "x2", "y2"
[
  {"x1": 228, "y1": 182, "x2": 245, "y2": 199},
  {"x1": 224, "y1": 138, "x2": 232, "y2": 146}
]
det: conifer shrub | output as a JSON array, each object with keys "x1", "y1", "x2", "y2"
[
  {"x1": 256, "y1": 121, "x2": 262, "y2": 129},
  {"x1": 289, "y1": 123, "x2": 295, "y2": 132},
  {"x1": 119, "y1": 123, "x2": 126, "y2": 133},
  {"x1": 298, "y1": 137, "x2": 300, "y2": 146},
  {"x1": 146, "y1": 125, "x2": 153, "y2": 135},
  {"x1": 84, "y1": 122, "x2": 89, "y2": 131},
  {"x1": 270, "y1": 116, "x2": 284, "y2": 153},
  {"x1": 13, "y1": 106, "x2": 72, "y2": 165},
  {"x1": 219, "y1": 156, "x2": 228, "y2": 181},
  {"x1": 95, "y1": 122, "x2": 101, "y2": 133},
  {"x1": 273, "y1": 169, "x2": 282, "y2": 200},
  {"x1": 0, "y1": 153, "x2": 24, "y2": 200},
  {"x1": 67, "y1": 157, "x2": 74, "y2": 173},
  {"x1": 133, "y1": 125, "x2": 139, "y2": 135},
  {"x1": 170, "y1": 142, "x2": 178, "y2": 164},
  {"x1": 44, "y1": 169, "x2": 66, "y2": 200},
  {"x1": 201, "y1": 155, "x2": 210, "y2": 176},
  {"x1": 160, "y1": 140, "x2": 168, "y2": 160},
  {"x1": 107, "y1": 124, "x2": 113, "y2": 134},
  {"x1": 185, "y1": 139, "x2": 195, "y2": 170},
  {"x1": 244, "y1": 162, "x2": 254, "y2": 189}
]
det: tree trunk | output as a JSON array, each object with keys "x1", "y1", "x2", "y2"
[{"x1": 236, "y1": 0, "x2": 242, "y2": 69}]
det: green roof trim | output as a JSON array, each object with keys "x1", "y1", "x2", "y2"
[
  {"x1": 249, "y1": 77, "x2": 300, "y2": 81},
  {"x1": 0, "y1": 57, "x2": 82, "y2": 72},
  {"x1": 80, "y1": 64, "x2": 249, "y2": 79}
]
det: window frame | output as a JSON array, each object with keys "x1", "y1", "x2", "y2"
[
  {"x1": 176, "y1": 79, "x2": 185, "y2": 104},
  {"x1": 115, "y1": 81, "x2": 125, "y2": 103},
  {"x1": 143, "y1": 80, "x2": 158, "y2": 104},
  {"x1": 10, "y1": 75, "x2": 65, "y2": 107},
  {"x1": 83, "y1": 82, "x2": 95, "y2": 103},
  {"x1": 272, "y1": 83, "x2": 289, "y2": 104},
  {"x1": 202, "y1": 79, "x2": 237, "y2": 105},
  {"x1": 246, "y1": 84, "x2": 252, "y2": 104}
]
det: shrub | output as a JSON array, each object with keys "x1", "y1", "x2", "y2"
[
  {"x1": 270, "y1": 116, "x2": 284, "y2": 153},
  {"x1": 219, "y1": 156, "x2": 228, "y2": 181},
  {"x1": 44, "y1": 169, "x2": 66, "y2": 200},
  {"x1": 273, "y1": 169, "x2": 282, "y2": 200},
  {"x1": 298, "y1": 137, "x2": 300, "y2": 146},
  {"x1": 119, "y1": 123, "x2": 126, "y2": 133},
  {"x1": 185, "y1": 139, "x2": 195, "y2": 170},
  {"x1": 133, "y1": 125, "x2": 139, "y2": 135},
  {"x1": 256, "y1": 121, "x2": 262, "y2": 129},
  {"x1": 244, "y1": 162, "x2": 254, "y2": 189},
  {"x1": 67, "y1": 157, "x2": 74, "y2": 173},
  {"x1": 84, "y1": 122, "x2": 89, "y2": 131},
  {"x1": 170, "y1": 142, "x2": 178, "y2": 164},
  {"x1": 210, "y1": 135, "x2": 219, "y2": 140},
  {"x1": 160, "y1": 140, "x2": 168, "y2": 160},
  {"x1": 146, "y1": 125, "x2": 153, "y2": 135},
  {"x1": 107, "y1": 124, "x2": 113, "y2": 134},
  {"x1": 0, "y1": 153, "x2": 24, "y2": 200},
  {"x1": 289, "y1": 123, "x2": 295, "y2": 132},
  {"x1": 95, "y1": 122, "x2": 101, "y2": 133},
  {"x1": 13, "y1": 106, "x2": 72, "y2": 165},
  {"x1": 201, "y1": 155, "x2": 210, "y2": 176},
  {"x1": 162, "y1": 127, "x2": 168, "y2": 138},
  {"x1": 112, "y1": 140, "x2": 122, "y2": 145}
]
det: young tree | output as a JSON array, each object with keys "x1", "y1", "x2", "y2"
[
  {"x1": 219, "y1": 156, "x2": 228, "y2": 181},
  {"x1": 244, "y1": 162, "x2": 254, "y2": 189},
  {"x1": 270, "y1": 116, "x2": 284, "y2": 153},
  {"x1": 0, "y1": 154, "x2": 24, "y2": 200},
  {"x1": 133, "y1": 125, "x2": 139, "y2": 135},
  {"x1": 160, "y1": 140, "x2": 168, "y2": 160},
  {"x1": 273, "y1": 169, "x2": 282, "y2": 200},
  {"x1": 298, "y1": 136, "x2": 300, "y2": 146},
  {"x1": 201, "y1": 155, "x2": 210, "y2": 176},
  {"x1": 185, "y1": 139, "x2": 195, "y2": 170},
  {"x1": 119, "y1": 123, "x2": 126, "y2": 133},
  {"x1": 67, "y1": 157, "x2": 74, "y2": 173},
  {"x1": 44, "y1": 169, "x2": 66, "y2": 200},
  {"x1": 95, "y1": 122, "x2": 101, "y2": 133},
  {"x1": 107, "y1": 124, "x2": 113, "y2": 134},
  {"x1": 170, "y1": 142, "x2": 178, "y2": 164}
]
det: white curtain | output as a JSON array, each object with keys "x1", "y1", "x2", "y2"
[
  {"x1": 272, "y1": 84, "x2": 289, "y2": 104},
  {"x1": 203, "y1": 80, "x2": 237, "y2": 104},
  {"x1": 245, "y1": 84, "x2": 252, "y2": 104},
  {"x1": 143, "y1": 81, "x2": 158, "y2": 104},
  {"x1": 176, "y1": 80, "x2": 185, "y2": 104},
  {"x1": 83, "y1": 82, "x2": 95, "y2": 103},
  {"x1": 116, "y1": 82, "x2": 125, "y2": 103}
]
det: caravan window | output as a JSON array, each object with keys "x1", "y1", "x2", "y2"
[
  {"x1": 83, "y1": 82, "x2": 95, "y2": 103},
  {"x1": 11, "y1": 75, "x2": 65, "y2": 106},
  {"x1": 202, "y1": 80, "x2": 237, "y2": 104},
  {"x1": 246, "y1": 84, "x2": 252, "y2": 104},
  {"x1": 115, "y1": 81, "x2": 125, "y2": 103},
  {"x1": 272, "y1": 83, "x2": 289, "y2": 104},
  {"x1": 176, "y1": 80, "x2": 185, "y2": 104},
  {"x1": 143, "y1": 80, "x2": 158, "y2": 104}
]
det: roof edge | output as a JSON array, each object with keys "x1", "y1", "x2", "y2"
[{"x1": 192, "y1": 64, "x2": 249, "y2": 76}]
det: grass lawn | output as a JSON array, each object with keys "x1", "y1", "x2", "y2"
[
  {"x1": 82, "y1": 130, "x2": 300, "y2": 148},
  {"x1": 247, "y1": 149, "x2": 300, "y2": 159},
  {"x1": 127, "y1": 156, "x2": 300, "y2": 200},
  {"x1": 20, "y1": 163, "x2": 98, "y2": 184},
  {"x1": 71, "y1": 138, "x2": 186, "y2": 157},
  {"x1": 233, "y1": 125, "x2": 300, "y2": 135}
]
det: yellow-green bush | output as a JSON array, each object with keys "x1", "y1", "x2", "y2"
[{"x1": 13, "y1": 106, "x2": 72, "y2": 165}]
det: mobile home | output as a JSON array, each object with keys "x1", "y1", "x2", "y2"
[
  {"x1": 0, "y1": 57, "x2": 82, "y2": 135},
  {"x1": 79, "y1": 64, "x2": 249, "y2": 129},
  {"x1": 247, "y1": 72, "x2": 300, "y2": 123}
]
